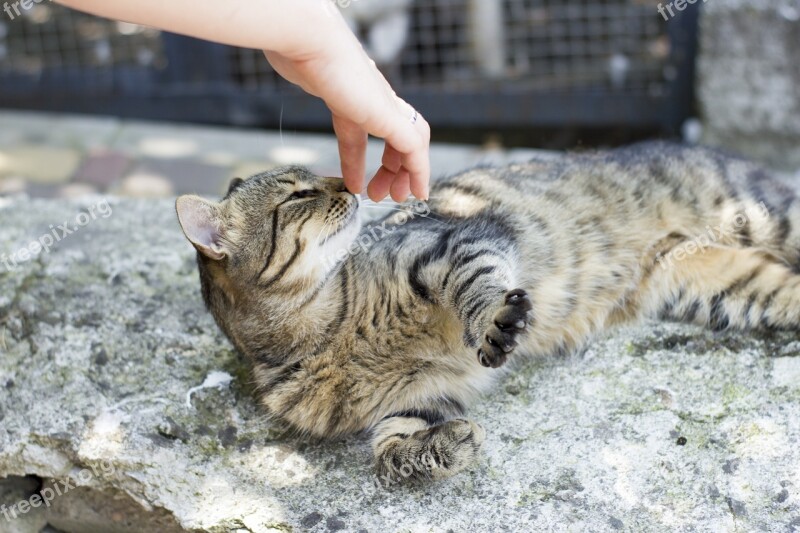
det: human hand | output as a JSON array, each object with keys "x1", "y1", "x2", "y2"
[
  {"x1": 53, "y1": 0, "x2": 429, "y2": 201},
  {"x1": 264, "y1": 9, "x2": 430, "y2": 202}
]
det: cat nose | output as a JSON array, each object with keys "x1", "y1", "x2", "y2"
[{"x1": 334, "y1": 182, "x2": 347, "y2": 193}]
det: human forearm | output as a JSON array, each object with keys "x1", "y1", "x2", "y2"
[{"x1": 53, "y1": 0, "x2": 346, "y2": 56}]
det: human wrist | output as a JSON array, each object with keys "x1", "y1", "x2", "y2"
[{"x1": 264, "y1": 0, "x2": 355, "y2": 58}]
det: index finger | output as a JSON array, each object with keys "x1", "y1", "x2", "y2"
[
  {"x1": 400, "y1": 117, "x2": 431, "y2": 201},
  {"x1": 332, "y1": 114, "x2": 368, "y2": 194}
]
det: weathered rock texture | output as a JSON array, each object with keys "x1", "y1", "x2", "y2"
[
  {"x1": 1, "y1": 197, "x2": 800, "y2": 532},
  {"x1": 698, "y1": 0, "x2": 800, "y2": 169}
]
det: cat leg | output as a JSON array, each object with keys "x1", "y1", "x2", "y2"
[
  {"x1": 371, "y1": 416, "x2": 485, "y2": 483},
  {"x1": 438, "y1": 257, "x2": 533, "y2": 368},
  {"x1": 473, "y1": 289, "x2": 533, "y2": 368},
  {"x1": 647, "y1": 246, "x2": 800, "y2": 330}
]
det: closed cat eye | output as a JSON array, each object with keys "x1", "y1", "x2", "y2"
[{"x1": 290, "y1": 189, "x2": 318, "y2": 200}]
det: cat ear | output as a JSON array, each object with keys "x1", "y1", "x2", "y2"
[
  {"x1": 175, "y1": 195, "x2": 228, "y2": 261},
  {"x1": 227, "y1": 177, "x2": 244, "y2": 195}
]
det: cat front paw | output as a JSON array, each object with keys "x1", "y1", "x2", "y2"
[
  {"x1": 374, "y1": 418, "x2": 486, "y2": 483},
  {"x1": 477, "y1": 288, "x2": 532, "y2": 368}
]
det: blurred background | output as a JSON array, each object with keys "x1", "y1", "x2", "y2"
[{"x1": 0, "y1": 0, "x2": 797, "y2": 199}]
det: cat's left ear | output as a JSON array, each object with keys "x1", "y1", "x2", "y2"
[{"x1": 175, "y1": 195, "x2": 228, "y2": 261}]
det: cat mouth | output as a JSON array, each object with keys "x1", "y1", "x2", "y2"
[{"x1": 322, "y1": 202, "x2": 359, "y2": 244}]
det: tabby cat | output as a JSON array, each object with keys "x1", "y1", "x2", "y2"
[{"x1": 175, "y1": 142, "x2": 799, "y2": 482}]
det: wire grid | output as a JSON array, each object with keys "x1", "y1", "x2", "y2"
[
  {"x1": 231, "y1": 0, "x2": 670, "y2": 93},
  {"x1": 503, "y1": 0, "x2": 669, "y2": 92},
  {"x1": 398, "y1": 0, "x2": 472, "y2": 86},
  {"x1": 0, "y1": 1, "x2": 671, "y2": 94},
  {"x1": 0, "y1": 3, "x2": 165, "y2": 75},
  {"x1": 232, "y1": 47, "x2": 285, "y2": 91}
]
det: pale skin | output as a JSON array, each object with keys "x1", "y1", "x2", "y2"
[{"x1": 54, "y1": 0, "x2": 431, "y2": 202}]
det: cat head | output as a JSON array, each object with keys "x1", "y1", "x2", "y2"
[{"x1": 175, "y1": 166, "x2": 361, "y2": 298}]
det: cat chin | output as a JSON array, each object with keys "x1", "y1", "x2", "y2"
[{"x1": 315, "y1": 211, "x2": 363, "y2": 274}]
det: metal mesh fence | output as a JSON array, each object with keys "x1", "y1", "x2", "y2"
[
  {"x1": 0, "y1": 0, "x2": 692, "y2": 131},
  {"x1": 502, "y1": 1, "x2": 668, "y2": 92},
  {"x1": 0, "y1": 3, "x2": 165, "y2": 74},
  {"x1": 231, "y1": 0, "x2": 669, "y2": 93},
  {"x1": 1, "y1": 1, "x2": 671, "y2": 93}
]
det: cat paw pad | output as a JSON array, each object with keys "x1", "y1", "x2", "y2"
[{"x1": 477, "y1": 288, "x2": 532, "y2": 368}]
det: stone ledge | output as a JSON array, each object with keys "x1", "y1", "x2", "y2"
[{"x1": 1, "y1": 197, "x2": 799, "y2": 532}]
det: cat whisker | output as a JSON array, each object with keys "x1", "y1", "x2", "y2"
[
  {"x1": 359, "y1": 199, "x2": 442, "y2": 213},
  {"x1": 358, "y1": 202, "x2": 402, "y2": 208},
  {"x1": 359, "y1": 200, "x2": 427, "y2": 209},
  {"x1": 315, "y1": 218, "x2": 333, "y2": 244},
  {"x1": 360, "y1": 205, "x2": 448, "y2": 223},
  {"x1": 360, "y1": 205, "x2": 416, "y2": 214}
]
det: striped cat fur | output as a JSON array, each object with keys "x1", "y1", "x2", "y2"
[{"x1": 176, "y1": 142, "x2": 799, "y2": 482}]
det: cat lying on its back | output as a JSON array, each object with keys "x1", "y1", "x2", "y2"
[{"x1": 176, "y1": 142, "x2": 799, "y2": 481}]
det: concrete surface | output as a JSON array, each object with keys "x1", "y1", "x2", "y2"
[
  {"x1": 1, "y1": 110, "x2": 800, "y2": 532},
  {"x1": 1, "y1": 196, "x2": 800, "y2": 532}
]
